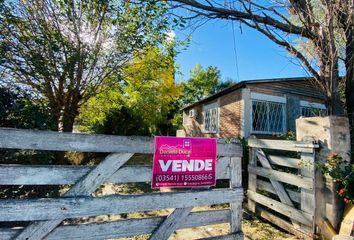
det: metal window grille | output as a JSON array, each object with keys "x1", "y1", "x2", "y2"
[
  {"x1": 210, "y1": 108, "x2": 217, "y2": 132},
  {"x1": 252, "y1": 100, "x2": 285, "y2": 134},
  {"x1": 204, "y1": 108, "x2": 217, "y2": 132},
  {"x1": 301, "y1": 107, "x2": 327, "y2": 117},
  {"x1": 204, "y1": 110, "x2": 211, "y2": 131}
]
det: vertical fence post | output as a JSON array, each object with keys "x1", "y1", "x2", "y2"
[
  {"x1": 247, "y1": 147, "x2": 256, "y2": 213},
  {"x1": 300, "y1": 149, "x2": 316, "y2": 235},
  {"x1": 230, "y1": 152, "x2": 243, "y2": 238}
]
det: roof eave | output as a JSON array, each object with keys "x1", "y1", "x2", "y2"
[{"x1": 181, "y1": 77, "x2": 315, "y2": 111}]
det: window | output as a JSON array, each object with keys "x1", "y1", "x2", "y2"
[
  {"x1": 252, "y1": 100, "x2": 285, "y2": 134},
  {"x1": 203, "y1": 102, "x2": 218, "y2": 133},
  {"x1": 300, "y1": 101, "x2": 327, "y2": 117},
  {"x1": 301, "y1": 107, "x2": 327, "y2": 117}
]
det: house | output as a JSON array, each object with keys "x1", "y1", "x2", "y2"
[{"x1": 178, "y1": 77, "x2": 327, "y2": 139}]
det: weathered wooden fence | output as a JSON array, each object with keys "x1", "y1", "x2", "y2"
[
  {"x1": 0, "y1": 128, "x2": 243, "y2": 240},
  {"x1": 247, "y1": 137, "x2": 318, "y2": 239}
]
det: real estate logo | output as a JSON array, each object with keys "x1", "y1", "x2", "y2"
[{"x1": 158, "y1": 139, "x2": 191, "y2": 156}]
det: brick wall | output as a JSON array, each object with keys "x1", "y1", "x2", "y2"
[
  {"x1": 182, "y1": 90, "x2": 243, "y2": 138},
  {"x1": 218, "y1": 91, "x2": 242, "y2": 138}
]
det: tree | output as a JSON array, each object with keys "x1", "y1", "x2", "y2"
[
  {"x1": 216, "y1": 78, "x2": 235, "y2": 92},
  {"x1": 169, "y1": 1, "x2": 352, "y2": 112},
  {"x1": 78, "y1": 45, "x2": 182, "y2": 135},
  {"x1": 0, "y1": 86, "x2": 56, "y2": 166},
  {"x1": 123, "y1": 45, "x2": 182, "y2": 134},
  {"x1": 168, "y1": 0, "x2": 354, "y2": 152},
  {"x1": 182, "y1": 64, "x2": 234, "y2": 106},
  {"x1": 0, "y1": 0, "x2": 170, "y2": 132},
  {"x1": 0, "y1": 86, "x2": 55, "y2": 130},
  {"x1": 90, "y1": 106, "x2": 151, "y2": 136}
]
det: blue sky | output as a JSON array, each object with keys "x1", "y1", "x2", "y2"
[{"x1": 174, "y1": 19, "x2": 310, "y2": 83}]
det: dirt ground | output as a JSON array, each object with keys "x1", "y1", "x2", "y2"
[
  {"x1": 170, "y1": 207, "x2": 299, "y2": 240},
  {"x1": 171, "y1": 219, "x2": 299, "y2": 240},
  {"x1": 117, "y1": 215, "x2": 299, "y2": 240}
]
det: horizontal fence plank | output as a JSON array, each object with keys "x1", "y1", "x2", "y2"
[
  {"x1": 0, "y1": 158, "x2": 230, "y2": 185},
  {"x1": 247, "y1": 190, "x2": 313, "y2": 226},
  {"x1": 0, "y1": 229, "x2": 17, "y2": 239},
  {"x1": 257, "y1": 180, "x2": 300, "y2": 203},
  {"x1": 0, "y1": 165, "x2": 147, "y2": 185},
  {"x1": 267, "y1": 155, "x2": 302, "y2": 169},
  {"x1": 0, "y1": 128, "x2": 241, "y2": 157},
  {"x1": 0, "y1": 128, "x2": 152, "y2": 154},
  {"x1": 248, "y1": 166, "x2": 313, "y2": 190},
  {"x1": 0, "y1": 209, "x2": 231, "y2": 240},
  {"x1": 0, "y1": 189, "x2": 243, "y2": 222},
  {"x1": 258, "y1": 207, "x2": 314, "y2": 240},
  {"x1": 248, "y1": 139, "x2": 317, "y2": 153}
]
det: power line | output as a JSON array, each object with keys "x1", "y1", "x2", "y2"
[{"x1": 231, "y1": 20, "x2": 240, "y2": 82}]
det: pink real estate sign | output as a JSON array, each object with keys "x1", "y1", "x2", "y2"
[{"x1": 152, "y1": 136, "x2": 217, "y2": 188}]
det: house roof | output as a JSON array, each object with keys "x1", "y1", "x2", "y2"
[{"x1": 181, "y1": 76, "x2": 315, "y2": 110}]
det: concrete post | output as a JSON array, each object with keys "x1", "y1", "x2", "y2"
[
  {"x1": 296, "y1": 116, "x2": 351, "y2": 239},
  {"x1": 241, "y1": 88, "x2": 251, "y2": 138}
]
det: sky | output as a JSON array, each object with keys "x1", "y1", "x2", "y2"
[{"x1": 174, "y1": 18, "x2": 310, "y2": 83}]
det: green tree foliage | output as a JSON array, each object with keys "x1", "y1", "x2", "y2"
[
  {"x1": 91, "y1": 106, "x2": 150, "y2": 136},
  {"x1": 0, "y1": 86, "x2": 56, "y2": 165},
  {"x1": 78, "y1": 45, "x2": 182, "y2": 136},
  {"x1": 0, "y1": 87, "x2": 55, "y2": 130},
  {"x1": 217, "y1": 78, "x2": 236, "y2": 91},
  {"x1": 0, "y1": 0, "x2": 170, "y2": 132},
  {"x1": 182, "y1": 64, "x2": 220, "y2": 105},
  {"x1": 181, "y1": 64, "x2": 234, "y2": 106},
  {"x1": 123, "y1": 46, "x2": 182, "y2": 135}
]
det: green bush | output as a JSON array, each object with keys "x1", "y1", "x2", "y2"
[
  {"x1": 0, "y1": 86, "x2": 56, "y2": 165},
  {"x1": 0, "y1": 87, "x2": 55, "y2": 130},
  {"x1": 320, "y1": 153, "x2": 354, "y2": 204}
]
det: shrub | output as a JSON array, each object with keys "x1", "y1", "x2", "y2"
[{"x1": 321, "y1": 153, "x2": 354, "y2": 204}]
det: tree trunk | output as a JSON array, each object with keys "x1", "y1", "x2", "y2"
[
  {"x1": 318, "y1": 59, "x2": 343, "y2": 115},
  {"x1": 61, "y1": 90, "x2": 81, "y2": 133},
  {"x1": 52, "y1": 92, "x2": 81, "y2": 164},
  {"x1": 62, "y1": 112, "x2": 76, "y2": 133},
  {"x1": 346, "y1": 72, "x2": 354, "y2": 162},
  {"x1": 330, "y1": 65, "x2": 343, "y2": 116},
  {"x1": 54, "y1": 110, "x2": 78, "y2": 164},
  {"x1": 345, "y1": 18, "x2": 354, "y2": 161},
  {"x1": 318, "y1": 25, "x2": 343, "y2": 116}
]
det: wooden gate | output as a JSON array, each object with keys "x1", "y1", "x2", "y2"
[
  {"x1": 247, "y1": 137, "x2": 318, "y2": 239},
  {"x1": 0, "y1": 128, "x2": 243, "y2": 240}
]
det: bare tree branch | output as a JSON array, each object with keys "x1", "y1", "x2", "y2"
[{"x1": 169, "y1": 0, "x2": 316, "y2": 38}]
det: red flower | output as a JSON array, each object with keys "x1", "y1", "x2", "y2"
[{"x1": 339, "y1": 188, "x2": 346, "y2": 195}]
